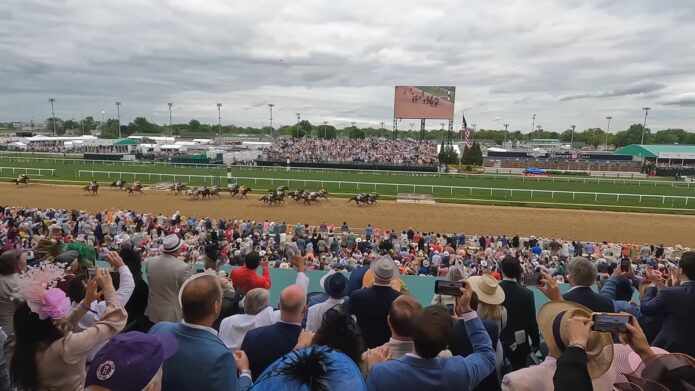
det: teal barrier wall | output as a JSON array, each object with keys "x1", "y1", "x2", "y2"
[{"x1": 99, "y1": 261, "x2": 638, "y2": 312}]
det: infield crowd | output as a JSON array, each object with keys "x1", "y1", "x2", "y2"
[{"x1": 0, "y1": 205, "x2": 693, "y2": 390}]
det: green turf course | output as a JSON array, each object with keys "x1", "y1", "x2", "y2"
[{"x1": 1, "y1": 155, "x2": 694, "y2": 213}]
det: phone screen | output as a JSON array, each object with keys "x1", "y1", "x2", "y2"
[
  {"x1": 434, "y1": 280, "x2": 464, "y2": 296},
  {"x1": 87, "y1": 267, "x2": 96, "y2": 279},
  {"x1": 620, "y1": 258, "x2": 630, "y2": 272},
  {"x1": 592, "y1": 313, "x2": 631, "y2": 333},
  {"x1": 522, "y1": 273, "x2": 542, "y2": 286}
]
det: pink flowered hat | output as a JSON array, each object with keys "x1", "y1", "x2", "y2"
[{"x1": 17, "y1": 263, "x2": 72, "y2": 320}]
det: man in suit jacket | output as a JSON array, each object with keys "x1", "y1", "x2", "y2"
[
  {"x1": 348, "y1": 255, "x2": 402, "y2": 348},
  {"x1": 149, "y1": 272, "x2": 252, "y2": 391},
  {"x1": 240, "y1": 283, "x2": 306, "y2": 380},
  {"x1": 145, "y1": 234, "x2": 193, "y2": 323},
  {"x1": 366, "y1": 283, "x2": 495, "y2": 391},
  {"x1": 498, "y1": 257, "x2": 540, "y2": 370},
  {"x1": 561, "y1": 257, "x2": 613, "y2": 313},
  {"x1": 641, "y1": 251, "x2": 695, "y2": 357}
]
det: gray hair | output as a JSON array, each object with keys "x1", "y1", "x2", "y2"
[
  {"x1": 244, "y1": 288, "x2": 269, "y2": 315},
  {"x1": 567, "y1": 257, "x2": 597, "y2": 286},
  {"x1": 447, "y1": 266, "x2": 464, "y2": 282}
]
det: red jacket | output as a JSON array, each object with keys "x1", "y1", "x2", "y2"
[{"x1": 231, "y1": 266, "x2": 271, "y2": 293}]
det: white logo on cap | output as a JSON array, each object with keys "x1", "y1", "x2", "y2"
[{"x1": 96, "y1": 360, "x2": 116, "y2": 380}]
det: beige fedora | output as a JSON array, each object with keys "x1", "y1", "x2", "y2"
[
  {"x1": 537, "y1": 301, "x2": 613, "y2": 379},
  {"x1": 467, "y1": 275, "x2": 505, "y2": 305}
]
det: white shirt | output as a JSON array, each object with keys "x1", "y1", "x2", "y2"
[
  {"x1": 306, "y1": 297, "x2": 344, "y2": 332},
  {"x1": 218, "y1": 306, "x2": 275, "y2": 350},
  {"x1": 182, "y1": 320, "x2": 218, "y2": 336}
]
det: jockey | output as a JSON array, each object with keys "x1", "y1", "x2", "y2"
[{"x1": 90, "y1": 180, "x2": 97, "y2": 187}]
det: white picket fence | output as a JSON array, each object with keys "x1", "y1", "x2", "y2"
[
  {"x1": 76, "y1": 170, "x2": 695, "y2": 206},
  {"x1": 0, "y1": 167, "x2": 55, "y2": 176}
]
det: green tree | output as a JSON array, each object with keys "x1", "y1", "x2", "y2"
[
  {"x1": 614, "y1": 124, "x2": 653, "y2": 147},
  {"x1": 80, "y1": 116, "x2": 97, "y2": 134},
  {"x1": 654, "y1": 128, "x2": 687, "y2": 144},
  {"x1": 470, "y1": 142, "x2": 483, "y2": 165},
  {"x1": 349, "y1": 127, "x2": 365, "y2": 139},
  {"x1": 99, "y1": 119, "x2": 120, "y2": 138},
  {"x1": 438, "y1": 145, "x2": 458, "y2": 164},
  {"x1": 45, "y1": 117, "x2": 64, "y2": 135},
  {"x1": 62, "y1": 119, "x2": 79, "y2": 134},
  {"x1": 128, "y1": 117, "x2": 160, "y2": 134},
  {"x1": 188, "y1": 119, "x2": 201, "y2": 132},
  {"x1": 297, "y1": 120, "x2": 312, "y2": 135},
  {"x1": 460, "y1": 145, "x2": 473, "y2": 165},
  {"x1": 316, "y1": 124, "x2": 337, "y2": 139},
  {"x1": 288, "y1": 126, "x2": 306, "y2": 138}
]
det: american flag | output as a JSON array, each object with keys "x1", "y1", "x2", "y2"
[{"x1": 462, "y1": 111, "x2": 472, "y2": 147}]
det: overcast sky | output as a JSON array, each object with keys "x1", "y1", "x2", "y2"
[{"x1": 2, "y1": 0, "x2": 695, "y2": 132}]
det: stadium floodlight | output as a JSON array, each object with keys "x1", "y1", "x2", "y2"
[
  {"x1": 605, "y1": 116, "x2": 613, "y2": 149},
  {"x1": 48, "y1": 98, "x2": 57, "y2": 135},
  {"x1": 115, "y1": 102, "x2": 121, "y2": 138},
  {"x1": 641, "y1": 107, "x2": 651, "y2": 144},
  {"x1": 503, "y1": 124, "x2": 509, "y2": 142},
  {"x1": 167, "y1": 103, "x2": 173, "y2": 136},
  {"x1": 268, "y1": 104, "x2": 274, "y2": 131},
  {"x1": 216, "y1": 103, "x2": 222, "y2": 136},
  {"x1": 380, "y1": 121, "x2": 385, "y2": 138},
  {"x1": 570, "y1": 124, "x2": 576, "y2": 147},
  {"x1": 323, "y1": 121, "x2": 328, "y2": 138},
  {"x1": 296, "y1": 113, "x2": 300, "y2": 123},
  {"x1": 531, "y1": 114, "x2": 536, "y2": 133},
  {"x1": 101, "y1": 111, "x2": 106, "y2": 135}
]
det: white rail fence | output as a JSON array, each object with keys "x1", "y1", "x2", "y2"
[
  {"x1": 0, "y1": 167, "x2": 55, "y2": 176},
  {"x1": 76, "y1": 170, "x2": 695, "y2": 206}
]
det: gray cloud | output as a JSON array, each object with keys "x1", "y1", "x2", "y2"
[
  {"x1": 1, "y1": 0, "x2": 695, "y2": 132},
  {"x1": 660, "y1": 93, "x2": 695, "y2": 107}
]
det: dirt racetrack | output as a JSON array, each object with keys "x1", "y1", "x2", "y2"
[{"x1": 2, "y1": 183, "x2": 694, "y2": 246}]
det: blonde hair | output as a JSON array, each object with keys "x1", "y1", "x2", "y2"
[{"x1": 477, "y1": 302, "x2": 502, "y2": 321}]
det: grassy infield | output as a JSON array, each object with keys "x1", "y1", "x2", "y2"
[{"x1": 1, "y1": 156, "x2": 694, "y2": 214}]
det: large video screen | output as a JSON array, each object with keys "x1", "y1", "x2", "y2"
[{"x1": 394, "y1": 86, "x2": 456, "y2": 119}]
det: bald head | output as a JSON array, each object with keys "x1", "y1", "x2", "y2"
[
  {"x1": 388, "y1": 294, "x2": 422, "y2": 339},
  {"x1": 181, "y1": 275, "x2": 222, "y2": 325},
  {"x1": 279, "y1": 284, "x2": 306, "y2": 323}
]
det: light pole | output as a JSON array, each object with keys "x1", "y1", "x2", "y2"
[
  {"x1": 570, "y1": 124, "x2": 576, "y2": 148},
  {"x1": 296, "y1": 113, "x2": 300, "y2": 123},
  {"x1": 531, "y1": 114, "x2": 536, "y2": 134},
  {"x1": 101, "y1": 111, "x2": 106, "y2": 135},
  {"x1": 267, "y1": 104, "x2": 274, "y2": 136},
  {"x1": 323, "y1": 121, "x2": 328, "y2": 138},
  {"x1": 605, "y1": 116, "x2": 612, "y2": 149},
  {"x1": 167, "y1": 103, "x2": 173, "y2": 136},
  {"x1": 216, "y1": 103, "x2": 222, "y2": 136},
  {"x1": 48, "y1": 98, "x2": 56, "y2": 135},
  {"x1": 641, "y1": 107, "x2": 651, "y2": 144},
  {"x1": 380, "y1": 121, "x2": 385, "y2": 138},
  {"x1": 115, "y1": 101, "x2": 121, "y2": 138},
  {"x1": 503, "y1": 123, "x2": 509, "y2": 143},
  {"x1": 440, "y1": 122, "x2": 445, "y2": 142}
]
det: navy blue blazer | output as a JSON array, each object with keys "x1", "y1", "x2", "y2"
[
  {"x1": 149, "y1": 322, "x2": 251, "y2": 391},
  {"x1": 241, "y1": 321, "x2": 303, "y2": 380},
  {"x1": 347, "y1": 265, "x2": 369, "y2": 294},
  {"x1": 450, "y1": 318, "x2": 501, "y2": 391},
  {"x1": 347, "y1": 285, "x2": 401, "y2": 348},
  {"x1": 562, "y1": 286, "x2": 614, "y2": 313},
  {"x1": 640, "y1": 281, "x2": 695, "y2": 357},
  {"x1": 367, "y1": 315, "x2": 496, "y2": 391}
]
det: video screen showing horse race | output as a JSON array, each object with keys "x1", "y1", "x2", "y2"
[{"x1": 3, "y1": 2, "x2": 695, "y2": 390}]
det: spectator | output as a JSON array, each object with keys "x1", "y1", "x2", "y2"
[
  {"x1": 640, "y1": 251, "x2": 695, "y2": 357},
  {"x1": 431, "y1": 265, "x2": 464, "y2": 310},
  {"x1": 241, "y1": 284, "x2": 309, "y2": 380},
  {"x1": 311, "y1": 308, "x2": 365, "y2": 364},
  {"x1": 251, "y1": 346, "x2": 366, "y2": 391},
  {"x1": 0, "y1": 250, "x2": 26, "y2": 334},
  {"x1": 231, "y1": 251, "x2": 271, "y2": 294},
  {"x1": 219, "y1": 288, "x2": 275, "y2": 351},
  {"x1": 562, "y1": 257, "x2": 614, "y2": 313},
  {"x1": 84, "y1": 331, "x2": 178, "y2": 391},
  {"x1": 467, "y1": 274, "x2": 506, "y2": 379},
  {"x1": 551, "y1": 316, "x2": 595, "y2": 391},
  {"x1": 348, "y1": 255, "x2": 402, "y2": 348},
  {"x1": 144, "y1": 234, "x2": 193, "y2": 324},
  {"x1": 500, "y1": 300, "x2": 615, "y2": 391},
  {"x1": 306, "y1": 271, "x2": 348, "y2": 332},
  {"x1": 149, "y1": 272, "x2": 252, "y2": 391},
  {"x1": 498, "y1": 257, "x2": 540, "y2": 370},
  {"x1": 9, "y1": 266, "x2": 126, "y2": 391},
  {"x1": 118, "y1": 246, "x2": 149, "y2": 331},
  {"x1": 366, "y1": 282, "x2": 495, "y2": 391}
]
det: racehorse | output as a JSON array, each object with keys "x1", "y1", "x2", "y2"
[
  {"x1": 260, "y1": 192, "x2": 282, "y2": 205},
  {"x1": 110, "y1": 179, "x2": 127, "y2": 191},
  {"x1": 13, "y1": 175, "x2": 29, "y2": 186},
  {"x1": 290, "y1": 189, "x2": 305, "y2": 201},
  {"x1": 348, "y1": 193, "x2": 369, "y2": 206},
  {"x1": 125, "y1": 182, "x2": 144, "y2": 195},
  {"x1": 317, "y1": 189, "x2": 329, "y2": 200},
  {"x1": 367, "y1": 192, "x2": 379, "y2": 205},
  {"x1": 170, "y1": 182, "x2": 187, "y2": 195},
  {"x1": 208, "y1": 185, "x2": 221, "y2": 198},
  {"x1": 301, "y1": 192, "x2": 320, "y2": 205},
  {"x1": 185, "y1": 187, "x2": 198, "y2": 198},
  {"x1": 195, "y1": 187, "x2": 211, "y2": 199},
  {"x1": 83, "y1": 182, "x2": 99, "y2": 196},
  {"x1": 228, "y1": 183, "x2": 240, "y2": 195},
  {"x1": 237, "y1": 186, "x2": 252, "y2": 199}
]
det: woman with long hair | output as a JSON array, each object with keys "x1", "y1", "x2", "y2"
[
  {"x1": 312, "y1": 308, "x2": 365, "y2": 365},
  {"x1": 9, "y1": 264, "x2": 126, "y2": 391},
  {"x1": 0, "y1": 250, "x2": 26, "y2": 335}
]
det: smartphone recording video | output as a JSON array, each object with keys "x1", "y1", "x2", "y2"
[
  {"x1": 591, "y1": 313, "x2": 631, "y2": 333},
  {"x1": 434, "y1": 280, "x2": 465, "y2": 296},
  {"x1": 522, "y1": 273, "x2": 542, "y2": 287}
]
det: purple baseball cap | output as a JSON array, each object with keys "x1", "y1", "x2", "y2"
[{"x1": 85, "y1": 331, "x2": 178, "y2": 390}]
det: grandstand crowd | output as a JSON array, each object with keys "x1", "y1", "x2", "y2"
[
  {"x1": 0, "y1": 205, "x2": 693, "y2": 390},
  {"x1": 262, "y1": 138, "x2": 438, "y2": 166}
]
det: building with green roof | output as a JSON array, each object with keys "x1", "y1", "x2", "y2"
[{"x1": 615, "y1": 144, "x2": 695, "y2": 159}]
